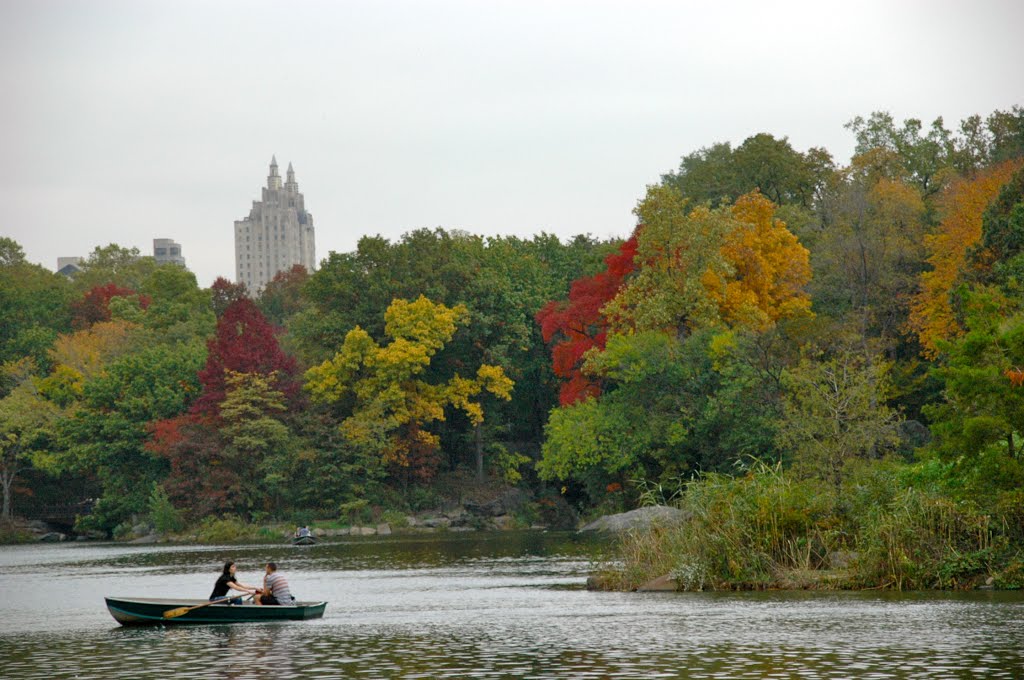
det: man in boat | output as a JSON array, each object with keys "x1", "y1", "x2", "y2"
[
  {"x1": 295, "y1": 525, "x2": 311, "y2": 538},
  {"x1": 254, "y1": 561, "x2": 296, "y2": 606},
  {"x1": 210, "y1": 561, "x2": 259, "y2": 604}
]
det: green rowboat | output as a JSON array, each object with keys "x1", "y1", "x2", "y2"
[{"x1": 104, "y1": 596, "x2": 327, "y2": 626}]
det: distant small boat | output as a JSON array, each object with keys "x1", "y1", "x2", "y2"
[
  {"x1": 291, "y1": 534, "x2": 317, "y2": 545},
  {"x1": 104, "y1": 596, "x2": 327, "y2": 626}
]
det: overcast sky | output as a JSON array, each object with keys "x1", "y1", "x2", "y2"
[{"x1": 2, "y1": 0, "x2": 1022, "y2": 288}]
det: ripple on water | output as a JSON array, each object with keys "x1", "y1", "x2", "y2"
[{"x1": 1, "y1": 537, "x2": 1023, "y2": 678}]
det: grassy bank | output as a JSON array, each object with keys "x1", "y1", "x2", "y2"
[{"x1": 595, "y1": 459, "x2": 1024, "y2": 591}]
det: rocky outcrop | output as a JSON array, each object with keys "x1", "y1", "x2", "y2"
[
  {"x1": 578, "y1": 506, "x2": 689, "y2": 533},
  {"x1": 464, "y1": 488, "x2": 527, "y2": 517}
]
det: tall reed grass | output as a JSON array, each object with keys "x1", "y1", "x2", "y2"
[{"x1": 604, "y1": 459, "x2": 1024, "y2": 591}]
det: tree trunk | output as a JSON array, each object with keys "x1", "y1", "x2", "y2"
[
  {"x1": 1008, "y1": 432, "x2": 1016, "y2": 460},
  {"x1": 475, "y1": 423, "x2": 484, "y2": 483},
  {"x1": 0, "y1": 469, "x2": 13, "y2": 522}
]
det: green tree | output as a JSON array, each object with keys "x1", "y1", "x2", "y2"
[
  {"x1": 72, "y1": 244, "x2": 158, "y2": 293},
  {"x1": 0, "y1": 378, "x2": 62, "y2": 521},
  {"x1": 925, "y1": 290, "x2": 1024, "y2": 467},
  {"x1": 662, "y1": 134, "x2": 829, "y2": 209},
  {"x1": 218, "y1": 371, "x2": 293, "y2": 515},
  {"x1": 55, "y1": 342, "x2": 204, "y2": 534},
  {"x1": 0, "y1": 238, "x2": 74, "y2": 371},
  {"x1": 776, "y1": 344, "x2": 902, "y2": 486},
  {"x1": 845, "y1": 112, "x2": 956, "y2": 198}
]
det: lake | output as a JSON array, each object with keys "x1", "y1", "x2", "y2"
[{"x1": 0, "y1": 531, "x2": 1022, "y2": 678}]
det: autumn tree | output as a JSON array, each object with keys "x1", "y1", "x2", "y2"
[
  {"x1": 703, "y1": 192, "x2": 813, "y2": 330},
  {"x1": 539, "y1": 188, "x2": 811, "y2": 497},
  {"x1": 306, "y1": 296, "x2": 513, "y2": 482},
  {"x1": 210, "y1": 277, "x2": 250, "y2": 318},
  {"x1": 193, "y1": 298, "x2": 298, "y2": 416},
  {"x1": 909, "y1": 160, "x2": 1022, "y2": 356},
  {"x1": 536, "y1": 235, "x2": 637, "y2": 405},
  {"x1": 604, "y1": 186, "x2": 811, "y2": 336},
  {"x1": 70, "y1": 284, "x2": 150, "y2": 329}
]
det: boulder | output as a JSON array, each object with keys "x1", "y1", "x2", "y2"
[
  {"x1": 129, "y1": 534, "x2": 159, "y2": 544},
  {"x1": 827, "y1": 550, "x2": 859, "y2": 570},
  {"x1": 578, "y1": 506, "x2": 689, "y2": 533},
  {"x1": 421, "y1": 517, "x2": 451, "y2": 529},
  {"x1": 376, "y1": 523, "x2": 392, "y2": 536},
  {"x1": 39, "y1": 532, "x2": 66, "y2": 542},
  {"x1": 637, "y1": 574, "x2": 677, "y2": 592},
  {"x1": 492, "y1": 514, "x2": 515, "y2": 530}
]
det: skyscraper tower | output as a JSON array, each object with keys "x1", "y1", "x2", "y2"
[{"x1": 234, "y1": 156, "x2": 316, "y2": 292}]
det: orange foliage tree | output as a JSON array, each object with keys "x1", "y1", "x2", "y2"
[
  {"x1": 909, "y1": 159, "x2": 1023, "y2": 357},
  {"x1": 703, "y1": 191, "x2": 813, "y2": 330},
  {"x1": 605, "y1": 186, "x2": 812, "y2": 336}
]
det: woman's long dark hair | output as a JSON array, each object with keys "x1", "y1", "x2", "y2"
[{"x1": 221, "y1": 561, "x2": 235, "y2": 577}]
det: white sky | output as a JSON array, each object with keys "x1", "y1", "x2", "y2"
[{"x1": 2, "y1": 0, "x2": 1022, "y2": 288}]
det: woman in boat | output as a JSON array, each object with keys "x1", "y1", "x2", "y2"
[{"x1": 210, "y1": 561, "x2": 258, "y2": 604}]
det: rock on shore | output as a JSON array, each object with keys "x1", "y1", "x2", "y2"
[{"x1": 578, "y1": 506, "x2": 689, "y2": 533}]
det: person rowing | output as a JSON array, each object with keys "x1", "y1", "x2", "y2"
[{"x1": 209, "y1": 561, "x2": 259, "y2": 604}]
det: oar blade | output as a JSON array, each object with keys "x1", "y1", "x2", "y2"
[{"x1": 162, "y1": 606, "x2": 191, "y2": 619}]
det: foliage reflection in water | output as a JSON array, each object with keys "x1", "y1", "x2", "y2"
[{"x1": 1, "y1": 532, "x2": 1022, "y2": 679}]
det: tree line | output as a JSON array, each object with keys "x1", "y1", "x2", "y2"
[{"x1": 1, "y1": 107, "x2": 1023, "y2": 554}]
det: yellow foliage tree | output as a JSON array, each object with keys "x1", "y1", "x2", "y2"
[
  {"x1": 704, "y1": 191, "x2": 813, "y2": 330},
  {"x1": 909, "y1": 159, "x2": 1023, "y2": 357},
  {"x1": 48, "y1": 319, "x2": 137, "y2": 380},
  {"x1": 305, "y1": 295, "x2": 513, "y2": 478}
]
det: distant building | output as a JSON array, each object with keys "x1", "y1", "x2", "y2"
[
  {"x1": 153, "y1": 238, "x2": 186, "y2": 267},
  {"x1": 234, "y1": 156, "x2": 316, "y2": 292},
  {"x1": 56, "y1": 256, "x2": 83, "y2": 278}
]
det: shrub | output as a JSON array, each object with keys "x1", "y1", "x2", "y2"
[
  {"x1": 194, "y1": 515, "x2": 260, "y2": 543},
  {"x1": 148, "y1": 484, "x2": 184, "y2": 534}
]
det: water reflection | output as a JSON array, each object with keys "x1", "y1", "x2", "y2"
[{"x1": 1, "y1": 533, "x2": 1022, "y2": 678}]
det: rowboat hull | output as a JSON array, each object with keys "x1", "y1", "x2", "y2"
[
  {"x1": 104, "y1": 596, "x2": 327, "y2": 626},
  {"x1": 291, "y1": 535, "x2": 317, "y2": 545}
]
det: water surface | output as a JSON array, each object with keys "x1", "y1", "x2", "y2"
[{"x1": 1, "y1": 531, "x2": 1021, "y2": 678}]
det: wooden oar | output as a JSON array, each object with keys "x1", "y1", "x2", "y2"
[{"x1": 163, "y1": 592, "x2": 253, "y2": 619}]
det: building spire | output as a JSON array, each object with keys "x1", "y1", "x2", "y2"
[
  {"x1": 286, "y1": 162, "x2": 296, "y2": 189},
  {"x1": 268, "y1": 155, "x2": 281, "y2": 189}
]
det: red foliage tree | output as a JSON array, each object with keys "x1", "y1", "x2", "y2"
[
  {"x1": 536, "y1": 234, "x2": 638, "y2": 405},
  {"x1": 146, "y1": 414, "x2": 237, "y2": 519},
  {"x1": 209, "y1": 277, "x2": 249, "y2": 318},
  {"x1": 70, "y1": 283, "x2": 151, "y2": 329},
  {"x1": 192, "y1": 298, "x2": 299, "y2": 416}
]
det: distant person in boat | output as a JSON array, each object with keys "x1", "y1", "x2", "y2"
[
  {"x1": 254, "y1": 562, "x2": 296, "y2": 606},
  {"x1": 295, "y1": 525, "x2": 311, "y2": 538},
  {"x1": 210, "y1": 561, "x2": 258, "y2": 604}
]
